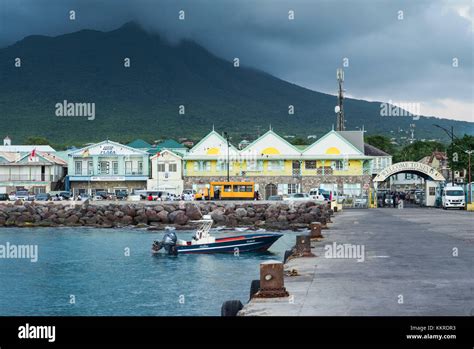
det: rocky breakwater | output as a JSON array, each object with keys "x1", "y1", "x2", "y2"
[{"x1": 0, "y1": 200, "x2": 334, "y2": 230}]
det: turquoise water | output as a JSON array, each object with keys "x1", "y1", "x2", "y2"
[{"x1": 0, "y1": 227, "x2": 295, "y2": 316}]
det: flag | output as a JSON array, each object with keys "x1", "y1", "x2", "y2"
[{"x1": 29, "y1": 148, "x2": 37, "y2": 162}]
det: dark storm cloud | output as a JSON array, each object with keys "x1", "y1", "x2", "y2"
[{"x1": 1, "y1": 0, "x2": 472, "y2": 120}]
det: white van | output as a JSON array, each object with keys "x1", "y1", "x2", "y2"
[{"x1": 441, "y1": 185, "x2": 465, "y2": 210}]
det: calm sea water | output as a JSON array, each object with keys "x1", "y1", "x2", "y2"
[{"x1": 0, "y1": 227, "x2": 295, "y2": 316}]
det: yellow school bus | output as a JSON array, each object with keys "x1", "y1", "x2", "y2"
[{"x1": 208, "y1": 181, "x2": 255, "y2": 200}]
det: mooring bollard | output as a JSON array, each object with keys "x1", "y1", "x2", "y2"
[
  {"x1": 309, "y1": 222, "x2": 323, "y2": 239},
  {"x1": 320, "y1": 217, "x2": 328, "y2": 229},
  {"x1": 295, "y1": 235, "x2": 315, "y2": 257},
  {"x1": 253, "y1": 260, "x2": 289, "y2": 298}
]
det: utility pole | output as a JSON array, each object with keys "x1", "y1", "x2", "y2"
[
  {"x1": 409, "y1": 124, "x2": 416, "y2": 144},
  {"x1": 335, "y1": 68, "x2": 345, "y2": 131},
  {"x1": 433, "y1": 124, "x2": 455, "y2": 185},
  {"x1": 466, "y1": 150, "x2": 473, "y2": 204},
  {"x1": 224, "y1": 132, "x2": 230, "y2": 182}
]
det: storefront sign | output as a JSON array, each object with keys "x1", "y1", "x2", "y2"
[{"x1": 90, "y1": 176, "x2": 125, "y2": 181}]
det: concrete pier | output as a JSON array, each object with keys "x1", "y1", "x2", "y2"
[{"x1": 239, "y1": 208, "x2": 474, "y2": 316}]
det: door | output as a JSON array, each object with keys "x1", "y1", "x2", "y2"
[
  {"x1": 265, "y1": 183, "x2": 277, "y2": 199},
  {"x1": 292, "y1": 161, "x2": 301, "y2": 177},
  {"x1": 41, "y1": 166, "x2": 45, "y2": 181}
]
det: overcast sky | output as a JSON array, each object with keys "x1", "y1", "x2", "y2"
[{"x1": 1, "y1": 0, "x2": 472, "y2": 122}]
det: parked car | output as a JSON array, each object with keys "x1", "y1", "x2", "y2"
[
  {"x1": 76, "y1": 194, "x2": 91, "y2": 201},
  {"x1": 35, "y1": 193, "x2": 51, "y2": 201},
  {"x1": 115, "y1": 191, "x2": 128, "y2": 200},
  {"x1": 96, "y1": 191, "x2": 115, "y2": 200},
  {"x1": 60, "y1": 191, "x2": 72, "y2": 200},
  {"x1": 283, "y1": 193, "x2": 312, "y2": 201},
  {"x1": 354, "y1": 196, "x2": 368, "y2": 207},
  {"x1": 14, "y1": 190, "x2": 35, "y2": 201},
  {"x1": 50, "y1": 191, "x2": 71, "y2": 200},
  {"x1": 0, "y1": 193, "x2": 10, "y2": 201},
  {"x1": 267, "y1": 195, "x2": 283, "y2": 201}
]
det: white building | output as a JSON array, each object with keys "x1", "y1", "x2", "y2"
[
  {"x1": 0, "y1": 150, "x2": 67, "y2": 194},
  {"x1": 148, "y1": 149, "x2": 184, "y2": 194}
]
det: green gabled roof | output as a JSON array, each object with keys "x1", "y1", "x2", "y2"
[
  {"x1": 156, "y1": 139, "x2": 185, "y2": 149},
  {"x1": 127, "y1": 139, "x2": 152, "y2": 149},
  {"x1": 147, "y1": 147, "x2": 162, "y2": 154}
]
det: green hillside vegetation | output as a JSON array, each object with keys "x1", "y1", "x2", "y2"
[{"x1": 0, "y1": 22, "x2": 472, "y2": 145}]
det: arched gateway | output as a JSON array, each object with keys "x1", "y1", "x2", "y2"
[
  {"x1": 373, "y1": 161, "x2": 445, "y2": 183},
  {"x1": 372, "y1": 161, "x2": 446, "y2": 207}
]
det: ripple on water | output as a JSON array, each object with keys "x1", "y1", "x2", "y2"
[{"x1": 0, "y1": 227, "x2": 295, "y2": 316}]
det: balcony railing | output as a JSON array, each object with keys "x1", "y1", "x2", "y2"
[{"x1": 0, "y1": 174, "x2": 59, "y2": 182}]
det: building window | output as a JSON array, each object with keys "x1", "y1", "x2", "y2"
[
  {"x1": 305, "y1": 161, "x2": 317, "y2": 169},
  {"x1": 100, "y1": 161, "x2": 110, "y2": 175},
  {"x1": 216, "y1": 160, "x2": 225, "y2": 172},
  {"x1": 194, "y1": 161, "x2": 211, "y2": 172},
  {"x1": 334, "y1": 160, "x2": 344, "y2": 171},
  {"x1": 288, "y1": 183, "x2": 298, "y2": 194},
  {"x1": 169, "y1": 163, "x2": 177, "y2": 172},
  {"x1": 33, "y1": 186, "x2": 46, "y2": 194},
  {"x1": 138, "y1": 161, "x2": 143, "y2": 174},
  {"x1": 277, "y1": 183, "x2": 300, "y2": 195},
  {"x1": 405, "y1": 173, "x2": 414, "y2": 180},
  {"x1": 157, "y1": 163, "x2": 165, "y2": 172},
  {"x1": 75, "y1": 161, "x2": 82, "y2": 175},
  {"x1": 343, "y1": 183, "x2": 361, "y2": 196},
  {"x1": 112, "y1": 161, "x2": 119, "y2": 175},
  {"x1": 125, "y1": 161, "x2": 132, "y2": 174},
  {"x1": 268, "y1": 160, "x2": 284, "y2": 171},
  {"x1": 87, "y1": 161, "x2": 93, "y2": 175}
]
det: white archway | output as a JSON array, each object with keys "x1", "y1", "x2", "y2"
[{"x1": 373, "y1": 161, "x2": 445, "y2": 183}]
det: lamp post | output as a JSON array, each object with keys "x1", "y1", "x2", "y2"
[
  {"x1": 224, "y1": 132, "x2": 230, "y2": 182},
  {"x1": 433, "y1": 124, "x2": 455, "y2": 185},
  {"x1": 466, "y1": 150, "x2": 473, "y2": 204}
]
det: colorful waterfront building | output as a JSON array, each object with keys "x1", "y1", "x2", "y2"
[
  {"x1": 148, "y1": 149, "x2": 184, "y2": 194},
  {"x1": 0, "y1": 137, "x2": 67, "y2": 194},
  {"x1": 182, "y1": 128, "x2": 392, "y2": 198},
  {"x1": 67, "y1": 140, "x2": 149, "y2": 196}
]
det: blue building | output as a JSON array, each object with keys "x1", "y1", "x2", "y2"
[{"x1": 67, "y1": 140, "x2": 149, "y2": 196}]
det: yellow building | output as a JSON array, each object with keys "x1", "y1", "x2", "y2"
[{"x1": 183, "y1": 128, "x2": 391, "y2": 199}]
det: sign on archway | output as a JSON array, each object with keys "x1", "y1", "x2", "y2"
[{"x1": 373, "y1": 161, "x2": 445, "y2": 182}]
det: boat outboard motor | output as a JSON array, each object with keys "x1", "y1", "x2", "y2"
[
  {"x1": 162, "y1": 231, "x2": 178, "y2": 255},
  {"x1": 152, "y1": 240, "x2": 162, "y2": 253}
]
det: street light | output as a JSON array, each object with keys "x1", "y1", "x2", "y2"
[
  {"x1": 465, "y1": 150, "x2": 473, "y2": 204},
  {"x1": 433, "y1": 124, "x2": 455, "y2": 185},
  {"x1": 223, "y1": 132, "x2": 230, "y2": 182}
]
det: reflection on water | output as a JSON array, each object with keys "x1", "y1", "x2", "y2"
[{"x1": 0, "y1": 227, "x2": 295, "y2": 316}]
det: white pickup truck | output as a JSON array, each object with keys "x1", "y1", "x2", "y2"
[{"x1": 308, "y1": 188, "x2": 328, "y2": 203}]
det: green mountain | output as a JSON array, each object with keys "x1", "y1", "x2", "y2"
[{"x1": 0, "y1": 22, "x2": 472, "y2": 146}]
